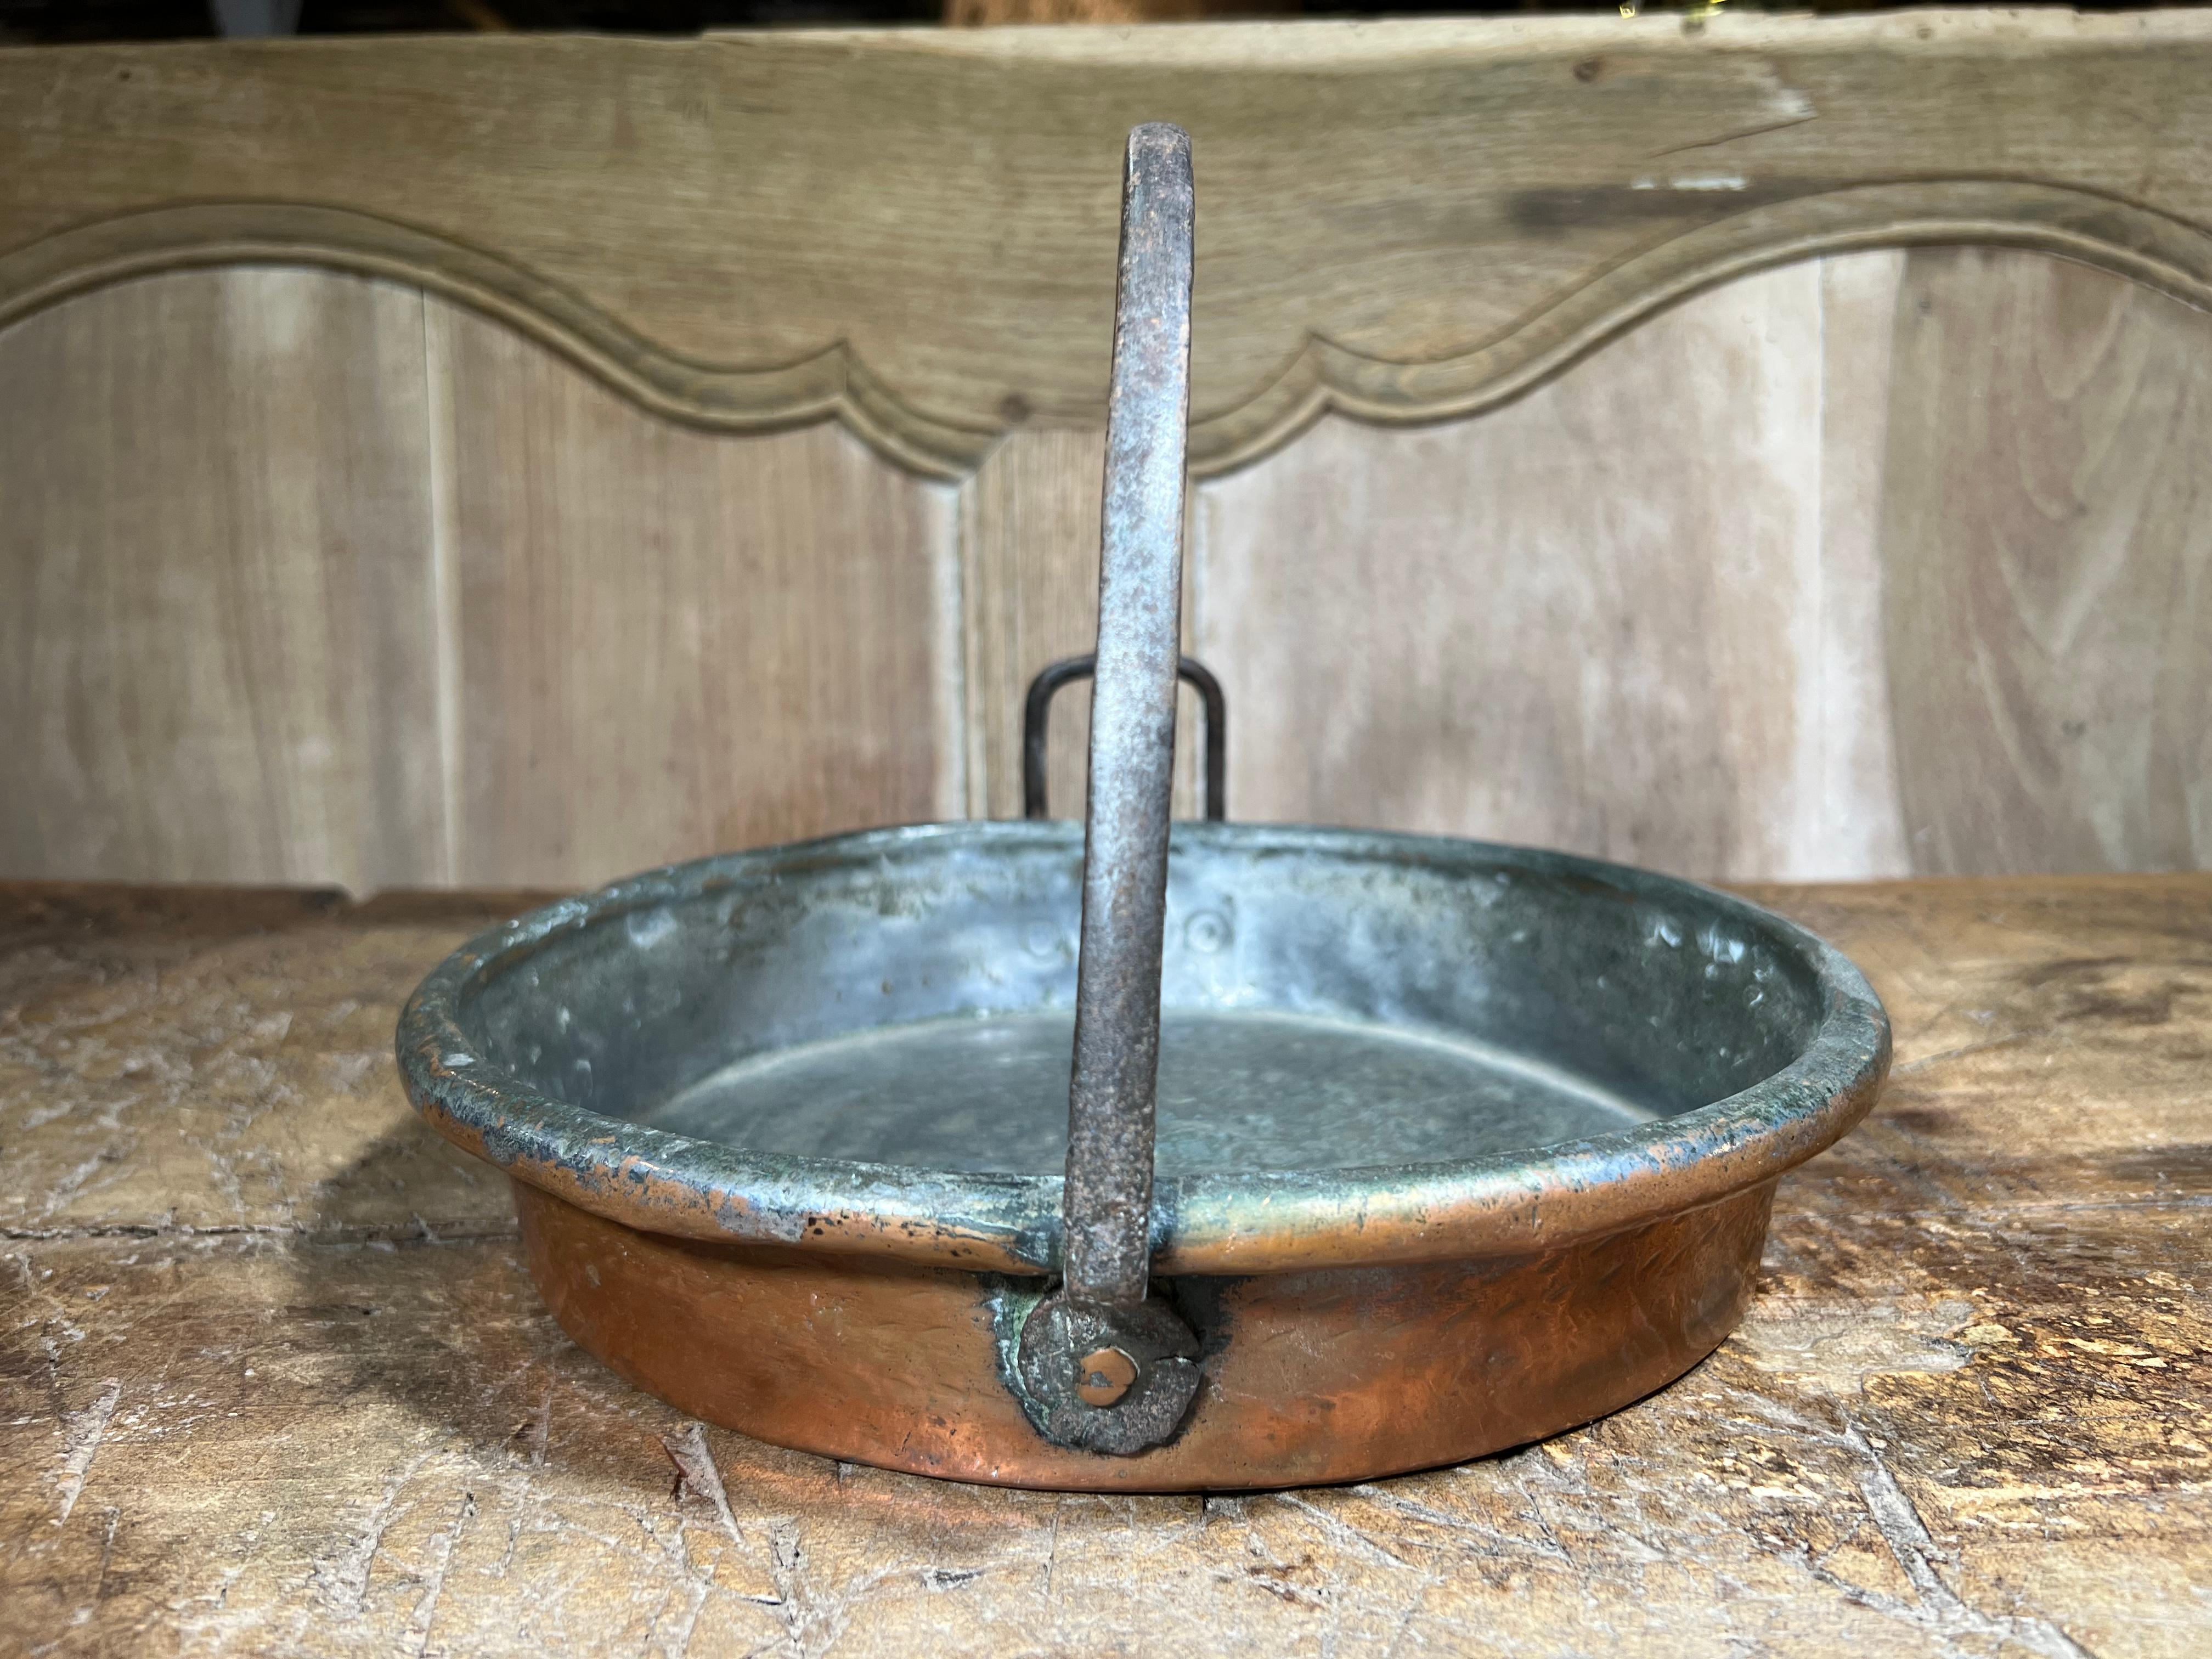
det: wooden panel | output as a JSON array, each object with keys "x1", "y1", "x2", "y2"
[
  {"x1": 960, "y1": 428, "x2": 1202, "y2": 823},
  {"x1": 1881, "y1": 249, "x2": 2212, "y2": 875},
  {"x1": 434, "y1": 300, "x2": 961, "y2": 890},
  {"x1": 5, "y1": 875, "x2": 2207, "y2": 1652},
  {"x1": 8, "y1": 17, "x2": 2212, "y2": 475},
  {"x1": 5, "y1": 250, "x2": 2206, "y2": 891},
  {"x1": 4, "y1": 24, "x2": 2212, "y2": 888},
  {"x1": 947, "y1": 0, "x2": 1226, "y2": 22},
  {"x1": 0, "y1": 268, "x2": 444, "y2": 892},
  {"x1": 1810, "y1": 251, "x2": 1913, "y2": 878},
  {"x1": 960, "y1": 430, "x2": 1110, "y2": 822},
  {"x1": 1194, "y1": 259, "x2": 1915, "y2": 882}
]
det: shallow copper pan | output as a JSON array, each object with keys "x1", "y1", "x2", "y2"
[
  {"x1": 396, "y1": 125, "x2": 1888, "y2": 1492},
  {"x1": 397, "y1": 822, "x2": 1886, "y2": 1490}
]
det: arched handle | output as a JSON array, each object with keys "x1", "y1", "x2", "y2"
[
  {"x1": 1021, "y1": 653, "x2": 1227, "y2": 823},
  {"x1": 1011, "y1": 123, "x2": 1204, "y2": 1457}
]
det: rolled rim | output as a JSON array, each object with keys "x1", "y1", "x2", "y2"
[{"x1": 396, "y1": 821, "x2": 1890, "y2": 1277}]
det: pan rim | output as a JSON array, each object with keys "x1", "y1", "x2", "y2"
[{"x1": 396, "y1": 821, "x2": 1889, "y2": 1276}]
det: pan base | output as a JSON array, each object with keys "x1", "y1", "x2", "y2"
[{"x1": 639, "y1": 1006, "x2": 1654, "y2": 1176}]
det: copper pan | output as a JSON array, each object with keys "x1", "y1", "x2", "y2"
[{"x1": 398, "y1": 125, "x2": 1888, "y2": 1492}]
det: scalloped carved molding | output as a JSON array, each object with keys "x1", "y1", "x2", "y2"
[
  {"x1": 0, "y1": 204, "x2": 994, "y2": 478},
  {"x1": 1199, "y1": 183, "x2": 2212, "y2": 476},
  {"x1": 5, "y1": 16, "x2": 2212, "y2": 476}
]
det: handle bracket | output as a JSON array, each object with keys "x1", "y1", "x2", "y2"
[{"x1": 1022, "y1": 653, "x2": 1226, "y2": 823}]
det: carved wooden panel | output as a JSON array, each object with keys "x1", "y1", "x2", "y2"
[
  {"x1": 0, "y1": 268, "x2": 444, "y2": 891},
  {"x1": 1192, "y1": 259, "x2": 1872, "y2": 881},
  {"x1": 959, "y1": 430, "x2": 1113, "y2": 822},
  {"x1": 1190, "y1": 252, "x2": 1927, "y2": 882},
  {"x1": 1810, "y1": 251, "x2": 1915, "y2": 882},
  {"x1": 1194, "y1": 243, "x2": 2212, "y2": 881},
  {"x1": 7, "y1": 16, "x2": 2212, "y2": 476},
  {"x1": 5, "y1": 22, "x2": 2212, "y2": 888},
  {"x1": 0, "y1": 273, "x2": 962, "y2": 894},
  {"x1": 430, "y1": 302, "x2": 961, "y2": 890},
  {"x1": 1881, "y1": 248, "x2": 2212, "y2": 875}
]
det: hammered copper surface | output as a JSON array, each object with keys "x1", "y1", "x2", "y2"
[
  {"x1": 516, "y1": 1177, "x2": 1779, "y2": 1492},
  {"x1": 396, "y1": 819, "x2": 1884, "y2": 1486}
]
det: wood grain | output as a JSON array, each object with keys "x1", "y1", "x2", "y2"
[
  {"x1": 5, "y1": 247, "x2": 2208, "y2": 891},
  {"x1": 946, "y1": 0, "x2": 1239, "y2": 23},
  {"x1": 0, "y1": 269, "x2": 444, "y2": 892},
  {"x1": 433, "y1": 300, "x2": 962, "y2": 889},
  {"x1": 7, "y1": 17, "x2": 2212, "y2": 473},
  {"x1": 1881, "y1": 247, "x2": 2212, "y2": 875},
  {"x1": 960, "y1": 430, "x2": 1111, "y2": 822},
  {"x1": 1193, "y1": 259, "x2": 1915, "y2": 882},
  {"x1": 2, "y1": 874, "x2": 2204, "y2": 1654},
  {"x1": 7, "y1": 18, "x2": 2212, "y2": 891},
  {"x1": 959, "y1": 429, "x2": 1202, "y2": 823},
  {"x1": 1812, "y1": 251, "x2": 1914, "y2": 878}
]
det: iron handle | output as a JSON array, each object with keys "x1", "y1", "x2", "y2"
[
  {"x1": 1021, "y1": 652, "x2": 1227, "y2": 823},
  {"x1": 1011, "y1": 123, "x2": 1205, "y2": 1457}
]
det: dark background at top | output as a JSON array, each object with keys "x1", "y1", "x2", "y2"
[
  {"x1": 4, "y1": 0, "x2": 2193, "y2": 47},
  {"x1": 2, "y1": 0, "x2": 940, "y2": 36}
]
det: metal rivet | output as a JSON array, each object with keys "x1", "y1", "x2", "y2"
[
  {"x1": 1184, "y1": 910, "x2": 1231, "y2": 954},
  {"x1": 1075, "y1": 1346, "x2": 1139, "y2": 1407}
]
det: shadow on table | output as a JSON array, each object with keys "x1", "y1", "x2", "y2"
[{"x1": 277, "y1": 1114, "x2": 681, "y2": 1481}]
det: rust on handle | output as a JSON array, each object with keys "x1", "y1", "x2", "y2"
[
  {"x1": 1062, "y1": 120, "x2": 1194, "y2": 1316},
  {"x1": 1012, "y1": 123, "x2": 1205, "y2": 1457}
]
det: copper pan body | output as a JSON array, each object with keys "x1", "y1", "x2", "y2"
[
  {"x1": 515, "y1": 1177, "x2": 1778, "y2": 1491},
  {"x1": 397, "y1": 822, "x2": 1887, "y2": 1492}
]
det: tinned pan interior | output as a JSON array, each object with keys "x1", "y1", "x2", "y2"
[{"x1": 397, "y1": 822, "x2": 1889, "y2": 1278}]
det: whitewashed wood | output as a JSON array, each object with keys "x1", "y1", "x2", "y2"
[
  {"x1": 0, "y1": 268, "x2": 444, "y2": 891},
  {"x1": 432, "y1": 299, "x2": 962, "y2": 890},
  {"x1": 1880, "y1": 247, "x2": 2212, "y2": 875},
  {"x1": 1195, "y1": 261, "x2": 1891, "y2": 882},
  {"x1": 1194, "y1": 245, "x2": 2212, "y2": 882},
  {"x1": 1802, "y1": 251, "x2": 1912, "y2": 880},
  {"x1": 0, "y1": 273, "x2": 965, "y2": 895},
  {"x1": 960, "y1": 430, "x2": 1110, "y2": 822},
  {"x1": 4, "y1": 22, "x2": 2211, "y2": 887},
  {"x1": 960, "y1": 428, "x2": 1201, "y2": 823},
  {"x1": 5, "y1": 251, "x2": 2209, "y2": 890}
]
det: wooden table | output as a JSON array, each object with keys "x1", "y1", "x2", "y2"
[{"x1": 3, "y1": 876, "x2": 2205, "y2": 1656}]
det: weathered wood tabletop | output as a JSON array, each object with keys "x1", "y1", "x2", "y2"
[{"x1": 2, "y1": 876, "x2": 2205, "y2": 1657}]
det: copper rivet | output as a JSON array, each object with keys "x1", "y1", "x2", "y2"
[{"x1": 1075, "y1": 1346, "x2": 1139, "y2": 1407}]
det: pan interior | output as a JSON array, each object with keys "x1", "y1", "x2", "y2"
[
  {"x1": 639, "y1": 1005, "x2": 1653, "y2": 1176},
  {"x1": 455, "y1": 825, "x2": 1831, "y2": 1187}
]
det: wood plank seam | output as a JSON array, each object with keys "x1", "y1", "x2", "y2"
[{"x1": 424, "y1": 295, "x2": 464, "y2": 888}]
